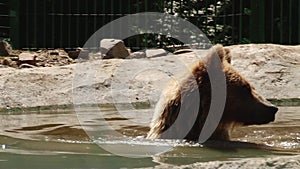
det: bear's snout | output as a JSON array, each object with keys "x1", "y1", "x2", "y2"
[
  {"x1": 264, "y1": 105, "x2": 278, "y2": 123},
  {"x1": 243, "y1": 104, "x2": 278, "y2": 125},
  {"x1": 268, "y1": 105, "x2": 278, "y2": 115}
]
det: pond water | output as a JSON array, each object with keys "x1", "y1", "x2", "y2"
[{"x1": 0, "y1": 104, "x2": 299, "y2": 169}]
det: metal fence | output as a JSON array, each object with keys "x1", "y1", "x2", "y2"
[
  {"x1": 7, "y1": 0, "x2": 157, "y2": 50},
  {"x1": 2, "y1": 0, "x2": 300, "y2": 50}
]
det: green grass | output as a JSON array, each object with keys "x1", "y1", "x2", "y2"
[
  {"x1": 268, "y1": 98, "x2": 300, "y2": 107},
  {"x1": 0, "y1": 102, "x2": 152, "y2": 114}
]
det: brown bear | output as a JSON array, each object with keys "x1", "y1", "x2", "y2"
[{"x1": 147, "y1": 45, "x2": 278, "y2": 142}]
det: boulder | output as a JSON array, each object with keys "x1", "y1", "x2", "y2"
[
  {"x1": 100, "y1": 39, "x2": 130, "y2": 59},
  {"x1": 0, "y1": 44, "x2": 299, "y2": 109},
  {"x1": 0, "y1": 41, "x2": 12, "y2": 56}
]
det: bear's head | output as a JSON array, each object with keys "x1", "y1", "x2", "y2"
[
  {"x1": 223, "y1": 69, "x2": 278, "y2": 125},
  {"x1": 193, "y1": 45, "x2": 278, "y2": 140},
  {"x1": 214, "y1": 46, "x2": 278, "y2": 126},
  {"x1": 147, "y1": 45, "x2": 278, "y2": 142}
]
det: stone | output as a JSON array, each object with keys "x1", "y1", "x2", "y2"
[
  {"x1": 100, "y1": 39, "x2": 130, "y2": 59},
  {"x1": 68, "y1": 50, "x2": 80, "y2": 59},
  {"x1": 10, "y1": 57, "x2": 19, "y2": 61},
  {"x1": 19, "y1": 63, "x2": 36, "y2": 69},
  {"x1": 49, "y1": 51, "x2": 59, "y2": 56},
  {"x1": 0, "y1": 41, "x2": 12, "y2": 56},
  {"x1": 2, "y1": 58, "x2": 13, "y2": 66},
  {"x1": 18, "y1": 52, "x2": 37, "y2": 66},
  {"x1": 89, "y1": 52, "x2": 103, "y2": 60},
  {"x1": 173, "y1": 49, "x2": 193, "y2": 55},
  {"x1": 68, "y1": 48, "x2": 89, "y2": 59},
  {"x1": 145, "y1": 49, "x2": 168, "y2": 58},
  {"x1": 18, "y1": 53, "x2": 37, "y2": 62},
  {"x1": 127, "y1": 51, "x2": 146, "y2": 59},
  {"x1": 2, "y1": 58, "x2": 18, "y2": 68}
]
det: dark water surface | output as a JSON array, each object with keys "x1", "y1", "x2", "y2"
[{"x1": 0, "y1": 104, "x2": 299, "y2": 169}]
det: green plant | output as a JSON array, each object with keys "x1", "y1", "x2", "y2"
[
  {"x1": 131, "y1": 0, "x2": 233, "y2": 50},
  {"x1": 125, "y1": 0, "x2": 236, "y2": 51}
]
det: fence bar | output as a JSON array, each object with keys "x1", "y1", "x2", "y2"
[
  {"x1": 231, "y1": 0, "x2": 235, "y2": 43},
  {"x1": 222, "y1": 0, "x2": 226, "y2": 42},
  {"x1": 51, "y1": 1, "x2": 55, "y2": 49},
  {"x1": 205, "y1": 0, "x2": 208, "y2": 36},
  {"x1": 85, "y1": 0, "x2": 88, "y2": 46},
  {"x1": 239, "y1": 0, "x2": 243, "y2": 43},
  {"x1": 9, "y1": 0, "x2": 19, "y2": 49},
  {"x1": 271, "y1": 0, "x2": 274, "y2": 42},
  {"x1": 59, "y1": 0, "x2": 63, "y2": 48},
  {"x1": 102, "y1": 0, "x2": 105, "y2": 38},
  {"x1": 68, "y1": 0, "x2": 71, "y2": 49},
  {"x1": 214, "y1": 0, "x2": 217, "y2": 43},
  {"x1": 43, "y1": 1, "x2": 46, "y2": 48},
  {"x1": 280, "y1": 0, "x2": 283, "y2": 43},
  {"x1": 289, "y1": 0, "x2": 292, "y2": 44},
  {"x1": 299, "y1": 0, "x2": 300, "y2": 43},
  {"x1": 33, "y1": 0, "x2": 37, "y2": 49},
  {"x1": 76, "y1": 0, "x2": 79, "y2": 47},
  {"x1": 110, "y1": 1, "x2": 114, "y2": 38},
  {"x1": 250, "y1": 0, "x2": 265, "y2": 43},
  {"x1": 93, "y1": 0, "x2": 97, "y2": 49},
  {"x1": 25, "y1": 0, "x2": 29, "y2": 48}
]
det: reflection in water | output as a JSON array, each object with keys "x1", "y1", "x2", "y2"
[{"x1": 0, "y1": 105, "x2": 299, "y2": 168}]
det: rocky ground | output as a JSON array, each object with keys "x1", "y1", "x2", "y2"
[
  {"x1": 141, "y1": 154, "x2": 300, "y2": 169},
  {"x1": 0, "y1": 44, "x2": 299, "y2": 110}
]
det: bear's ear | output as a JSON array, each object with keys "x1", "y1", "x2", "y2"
[
  {"x1": 224, "y1": 48, "x2": 232, "y2": 64},
  {"x1": 205, "y1": 45, "x2": 231, "y2": 64},
  {"x1": 204, "y1": 44, "x2": 225, "y2": 64}
]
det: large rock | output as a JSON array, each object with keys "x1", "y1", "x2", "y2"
[
  {"x1": 0, "y1": 41, "x2": 12, "y2": 56},
  {"x1": 100, "y1": 39, "x2": 130, "y2": 59},
  {"x1": 228, "y1": 44, "x2": 300, "y2": 99},
  {"x1": 0, "y1": 44, "x2": 299, "y2": 109}
]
